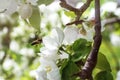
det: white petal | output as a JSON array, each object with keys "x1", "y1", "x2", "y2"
[
  {"x1": 4, "y1": 0, "x2": 17, "y2": 15},
  {"x1": 18, "y1": 3, "x2": 32, "y2": 19},
  {"x1": 63, "y1": 26, "x2": 79, "y2": 45},
  {"x1": 40, "y1": 57, "x2": 58, "y2": 69},
  {"x1": 51, "y1": 27, "x2": 64, "y2": 46},
  {"x1": 34, "y1": 67, "x2": 48, "y2": 80},
  {"x1": 59, "y1": 51, "x2": 69, "y2": 59},
  {"x1": 40, "y1": 47, "x2": 59, "y2": 61},
  {"x1": 110, "y1": 33, "x2": 120, "y2": 46},
  {"x1": 47, "y1": 68, "x2": 61, "y2": 80},
  {"x1": 43, "y1": 36, "x2": 59, "y2": 50},
  {"x1": 117, "y1": 71, "x2": 120, "y2": 80},
  {"x1": 101, "y1": 2, "x2": 117, "y2": 13},
  {"x1": 114, "y1": 8, "x2": 120, "y2": 17},
  {"x1": 0, "y1": 0, "x2": 9, "y2": 11},
  {"x1": 0, "y1": 0, "x2": 17, "y2": 15}
]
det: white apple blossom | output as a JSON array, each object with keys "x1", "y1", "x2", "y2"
[
  {"x1": 40, "y1": 47, "x2": 69, "y2": 61},
  {"x1": 40, "y1": 47, "x2": 59, "y2": 61},
  {"x1": 42, "y1": 27, "x2": 64, "y2": 50},
  {"x1": 78, "y1": 23, "x2": 95, "y2": 41},
  {"x1": 110, "y1": 33, "x2": 120, "y2": 46},
  {"x1": 10, "y1": 40, "x2": 20, "y2": 53},
  {"x1": 63, "y1": 26, "x2": 80, "y2": 45},
  {"x1": 116, "y1": 71, "x2": 120, "y2": 80},
  {"x1": 32, "y1": 57, "x2": 61, "y2": 80},
  {"x1": 32, "y1": 27, "x2": 83, "y2": 80},
  {"x1": 0, "y1": 76, "x2": 4, "y2": 80},
  {"x1": 2, "y1": 57, "x2": 16, "y2": 71},
  {"x1": 114, "y1": 8, "x2": 120, "y2": 17},
  {"x1": 0, "y1": 0, "x2": 38, "y2": 18},
  {"x1": 101, "y1": 2, "x2": 117, "y2": 13},
  {"x1": 19, "y1": 48, "x2": 35, "y2": 57},
  {"x1": 0, "y1": 0, "x2": 17, "y2": 15}
]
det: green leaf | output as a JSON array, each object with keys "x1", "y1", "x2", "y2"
[
  {"x1": 62, "y1": 61, "x2": 80, "y2": 80},
  {"x1": 29, "y1": 6, "x2": 40, "y2": 32},
  {"x1": 37, "y1": 0, "x2": 54, "y2": 5},
  {"x1": 72, "y1": 39, "x2": 91, "y2": 62},
  {"x1": 64, "y1": 11, "x2": 76, "y2": 18},
  {"x1": 94, "y1": 71, "x2": 113, "y2": 80},
  {"x1": 96, "y1": 52, "x2": 111, "y2": 71},
  {"x1": 59, "y1": 59, "x2": 69, "y2": 74}
]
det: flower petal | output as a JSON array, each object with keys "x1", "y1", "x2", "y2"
[
  {"x1": 34, "y1": 67, "x2": 47, "y2": 80},
  {"x1": 40, "y1": 47, "x2": 59, "y2": 61},
  {"x1": 63, "y1": 26, "x2": 79, "y2": 45},
  {"x1": 59, "y1": 51, "x2": 69, "y2": 59},
  {"x1": 47, "y1": 68, "x2": 61, "y2": 80},
  {"x1": 51, "y1": 27, "x2": 64, "y2": 46},
  {"x1": 43, "y1": 36, "x2": 58, "y2": 50}
]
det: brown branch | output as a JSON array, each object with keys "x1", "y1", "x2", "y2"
[
  {"x1": 79, "y1": 0, "x2": 102, "y2": 79},
  {"x1": 75, "y1": 0, "x2": 93, "y2": 21},
  {"x1": 102, "y1": 17, "x2": 120, "y2": 26},
  {"x1": 60, "y1": 0, "x2": 80, "y2": 14},
  {"x1": 60, "y1": 0, "x2": 93, "y2": 25},
  {"x1": 66, "y1": 20, "x2": 84, "y2": 25}
]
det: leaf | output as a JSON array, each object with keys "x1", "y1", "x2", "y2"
[
  {"x1": 64, "y1": 11, "x2": 76, "y2": 18},
  {"x1": 94, "y1": 71, "x2": 113, "y2": 80},
  {"x1": 71, "y1": 39, "x2": 91, "y2": 62},
  {"x1": 37, "y1": 0, "x2": 54, "y2": 5},
  {"x1": 62, "y1": 61, "x2": 80, "y2": 80},
  {"x1": 96, "y1": 52, "x2": 111, "y2": 71},
  {"x1": 29, "y1": 6, "x2": 40, "y2": 32},
  {"x1": 59, "y1": 59, "x2": 69, "y2": 74}
]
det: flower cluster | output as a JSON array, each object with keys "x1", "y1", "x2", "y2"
[
  {"x1": 0, "y1": 0, "x2": 38, "y2": 19},
  {"x1": 30, "y1": 26, "x2": 84, "y2": 80}
]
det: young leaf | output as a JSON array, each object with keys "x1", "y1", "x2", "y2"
[
  {"x1": 37, "y1": 0, "x2": 54, "y2": 5},
  {"x1": 64, "y1": 11, "x2": 76, "y2": 18},
  {"x1": 71, "y1": 39, "x2": 91, "y2": 62},
  {"x1": 29, "y1": 6, "x2": 40, "y2": 32},
  {"x1": 96, "y1": 52, "x2": 111, "y2": 71},
  {"x1": 94, "y1": 71, "x2": 113, "y2": 80},
  {"x1": 62, "y1": 61, "x2": 80, "y2": 80}
]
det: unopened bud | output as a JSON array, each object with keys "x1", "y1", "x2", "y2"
[
  {"x1": 19, "y1": 3, "x2": 32, "y2": 19},
  {"x1": 80, "y1": 27, "x2": 86, "y2": 35}
]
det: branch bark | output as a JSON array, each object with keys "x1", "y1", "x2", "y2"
[
  {"x1": 60, "y1": 0, "x2": 93, "y2": 25},
  {"x1": 79, "y1": 0, "x2": 102, "y2": 79},
  {"x1": 102, "y1": 17, "x2": 120, "y2": 26}
]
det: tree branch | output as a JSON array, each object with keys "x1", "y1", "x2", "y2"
[
  {"x1": 79, "y1": 0, "x2": 102, "y2": 79},
  {"x1": 75, "y1": 0, "x2": 93, "y2": 21},
  {"x1": 60, "y1": 0, "x2": 93, "y2": 25},
  {"x1": 102, "y1": 17, "x2": 120, "y2": 26}
]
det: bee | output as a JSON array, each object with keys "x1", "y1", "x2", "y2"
[{"x1": 31, "y1": 38, "x2": 42, "y2": 45}]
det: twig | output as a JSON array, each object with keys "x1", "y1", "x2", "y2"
[
  {"x1": 75, "y1": 0, "x2": 93, "y2": 21},
  {"x1": 102, "y1": 17, "x2": 120, "y2": 26},
  {"x1": 66, "y1": 20, "x2": 84, "y2": 25},
  {"x1": 60, "y1": 0, "x2": 80, "y2": 15},
  {"x1": 60, "y1": 0, "x2": 93, "y2": 25},
  {"x1": 79, "y1": 0, "x2": 102, "y2": 79}
]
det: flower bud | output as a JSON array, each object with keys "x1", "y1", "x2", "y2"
[{"x1": 19, "y1": 3, "x2": 32, "y2": 19}]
